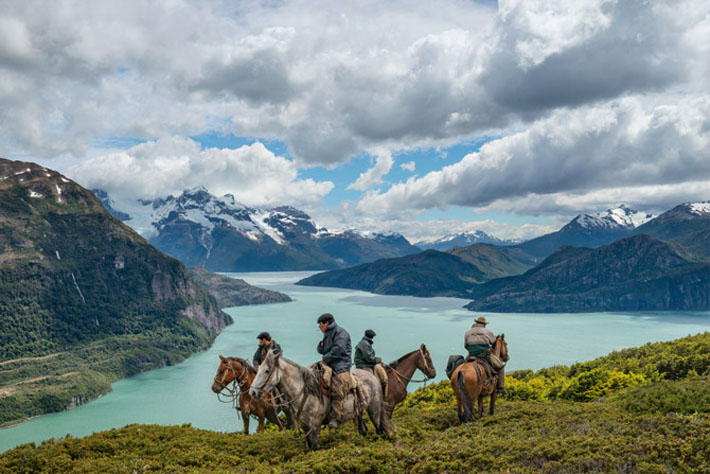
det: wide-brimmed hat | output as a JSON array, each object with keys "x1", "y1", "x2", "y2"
[{"x1": 474, "y1": 316, "x2": 488, "y2": 325}]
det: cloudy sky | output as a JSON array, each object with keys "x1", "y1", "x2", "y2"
[{"x1": 1, "y1": 0, "x2": 708, "y2": 241}]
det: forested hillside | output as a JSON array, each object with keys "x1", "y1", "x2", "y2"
[
  {"x1": 2, "y1": 333, "x2": 709, "y2": 472},
  {"x1": 0, "y1": 158, "x2": 232, "y2": 426}
]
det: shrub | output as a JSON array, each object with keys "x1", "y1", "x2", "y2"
[{"x1": 559, "y1": 368, "x2": 647, "y2": 402}]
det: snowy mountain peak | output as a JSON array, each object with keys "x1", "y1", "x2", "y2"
[
  {"x1": 685, "y1": 201, "x2": 710, "y2": 216},
  {"x1": 570, "y1": 205, "x2": 654, "y2": 231},
  {"x1": 415, "y1": 230, "x2": 513, "y2": 251}
]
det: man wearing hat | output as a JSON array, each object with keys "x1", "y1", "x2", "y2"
[
  {"x1": 316, "y1": 313, "x2": 352, "y2": 426},
  {"x1": 354, "y1": 329, "x2": 388, "y2": 398},
  {"x1": 253, "y1": 332, "x2": 281, "y2": 368},
  {"x1": 464, "y1": 316, "x2": 506, "y2": 394}
]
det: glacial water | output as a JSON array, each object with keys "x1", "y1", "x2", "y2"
[{"x1": 2, "y1": 271, "x2": 709, "y2": 453}]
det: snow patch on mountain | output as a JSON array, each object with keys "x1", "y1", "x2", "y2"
[
  {"x1": 571, "y1": 205, "x2": 654, "y2": 230},
  {"x1": 688, "y1": 201, "x2": 710, "y2": 216}
]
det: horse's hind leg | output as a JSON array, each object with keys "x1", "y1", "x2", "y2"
[
  {"x1": 477, "y1": 394, "x2": 485, "y2": 418},
  {"x1": 356, "y1": 415, "x2": 368, "y2": 436}
]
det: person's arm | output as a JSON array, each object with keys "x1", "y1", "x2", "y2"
[
  {"x1": 362, "y1": 342, "x2": 377, "y2": 366},
  {"x1": 252, "y1": 347, "x2": 261, "y2": 366}
]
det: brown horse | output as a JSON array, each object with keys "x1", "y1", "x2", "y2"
[
  {"x1": 450, "y1": 334, "x2": 509, "y2": 422},
  {"x1": 383, "y1": 344, "x2": 437, "y2": 417},
  {"x1": 211, "y1": 355, "x2": 291, "y2": 433}
]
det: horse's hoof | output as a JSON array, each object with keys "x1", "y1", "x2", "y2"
[{"x1": 328, "y1": 420, "x2": 339, "y2": 429}]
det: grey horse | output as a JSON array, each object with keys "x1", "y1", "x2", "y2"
[{"x1": 249, "y1": 349, "x2": 394, "y2": 450}]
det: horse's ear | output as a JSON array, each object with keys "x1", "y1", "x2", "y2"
[
  {"x1": 219, "y1": 354, "x2": 226, "y2": 362},
  {"x1": 420, "y1": 343, "x2": 427, "y2": 351},
  {"x1": 272, "y1": 348, "x2": 282, "y2": 359}
]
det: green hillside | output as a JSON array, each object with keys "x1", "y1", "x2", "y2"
[
  {"x1": 0, "y1": 158, "x2": 232, "y2": 426},
  {"x1": 2, "y1": 333, "x2": 709, "y2": 472}
]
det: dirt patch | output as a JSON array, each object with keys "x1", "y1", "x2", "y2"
[{"x1": 0, "y1": 352, "x2": 64, "y2": 366}]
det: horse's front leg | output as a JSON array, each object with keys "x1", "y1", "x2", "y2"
[
  {"x1": 256, "y1": 414, "x2": 265, "y2": 433},
  {"x1": 241, "y1": 407, "x2": 250, "y2": 434},
  {"x1": 306, "y1": 426, "x2": 321, "y2": 450},
  {"x1": 489, "y1": 391, "x2": 498, "y2": 416},
  {"x1": 477, "y1": 394, "x2": 485, "y2": 418}
]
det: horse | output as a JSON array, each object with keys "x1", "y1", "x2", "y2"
[
  {"x1": 249, "y1": 349, "x2": 394, "y2": 450},
  {"x1": 383, "y1": 344, "x2": 437, "y2": 416},
  {"x1": 211, "y1": 355, "x2": 292, "y2": 433},
  {"x1": 450, "y1": 334, "x2": 509, "y2": 423}
]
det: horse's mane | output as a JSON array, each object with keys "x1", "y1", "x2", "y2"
[
  {"x1": 388, "y1": 349, "x2": 419, "y2": 369},
  {"x1": 280, "y1": 358, "x2": 322, "y2": 398},
  {"x1": 228, "y1": 356, "x2": 257, "y2": 375}
]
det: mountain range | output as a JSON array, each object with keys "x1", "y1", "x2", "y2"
[
  {"x1": 414, "y1": 231, "x2": 517, "y2": 251},
  {"x1": 96, "y1": 188, "x2": 421, "y2": 271},
  {"x1": 298, "y1": 202, "x2": 710, "y2": 312}
]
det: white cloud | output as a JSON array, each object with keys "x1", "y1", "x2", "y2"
[
  {"x1": 67, "y1": 137, "x2": 334, "y2": 208},
  {"x1": 400, "y1": 161, "x2": 416, "y2": 172},
  {"x1": 1, "y1": 0, "x2": 706, "y2": 167},
  {"x1": 357, "y1": 94, "x2": 710, "y2": 217},
  {"x1": 346, "y1": 150, "x2": 394, "y2": 191}
]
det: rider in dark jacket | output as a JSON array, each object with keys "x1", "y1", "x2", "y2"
[
  {"x1": 316, "y1": 313, "x2": 352, "y2": 426},
  {"x1": 317, "y1": 316, "x2": 352, "y2": 374},
  {"x1": 354, "y1": 329, "x2": 379, "y2": 369},
  {"x1": 253, "y1": 332, "x2": 281, "y2": 367}
]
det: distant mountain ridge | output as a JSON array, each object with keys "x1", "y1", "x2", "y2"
[
  {"x1": 297, "y1": 201, "x2": 710, "y2": 312},
  {"x1": 514, "y1": 205, "x2": 654, "y2": 260},
  {"x1": 96, "y1": 188, "x2": 421, "y2": 271},
  {"x1": 415, "y1": 230, "x2": 516, "y2": 251},
  {"x1": 465, "y1": 234, "x2": 710, "y2": 312}
]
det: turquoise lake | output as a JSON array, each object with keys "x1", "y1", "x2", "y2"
[{"x1": 2, "y1": 271, "x2": 709, "y2": 453}]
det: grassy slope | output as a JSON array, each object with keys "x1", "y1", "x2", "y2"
[{"x1": 2, "y1": 334, "x2": 710, "y2": 473}]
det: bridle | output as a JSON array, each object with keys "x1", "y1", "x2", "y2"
[
  {"x1": 214, "y1": 359, "x2": 251, "y2": 407},
  {"x1": 389, "y1": 348, "x2": 435, "y2": 385}
]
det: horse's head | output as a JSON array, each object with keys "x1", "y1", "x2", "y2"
[
  {"x1": 249, "y1": 348, "x2": 282, "y2": 399},
  {"x1": 496, "y1": 334, "x2": 510, "y2": 362},
  {"x1": 212, "y1": 355, "x2": 236, "y2": 393},
  {"x1": 417, "y1": 344, "x2": 437, "y2": 379}
]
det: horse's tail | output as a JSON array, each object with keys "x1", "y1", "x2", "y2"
[{"x1": 456, "y1": 369, "x2": 474, "y2": 423}]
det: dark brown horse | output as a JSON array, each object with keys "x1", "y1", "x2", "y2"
[
  {"x1": 211, "y1": 355, "x2": 291, "y2": 433},
  {"x1": 450, "y1": 334, "x2": 509, "y2": 422},
  {"x1": 383, "y1": 344, "x2": 437, "y2": 416}
]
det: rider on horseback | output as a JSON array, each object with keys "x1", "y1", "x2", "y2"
[
  {"x1": 354, "y1": 329, "x2": 388, "y2": 398},
  {"x1": 316, "y1": 313, "x2": 353, "y2": 428},
  {"x1": 253, "y1": 332, "x2": 282, "y2": 368},
  {"x1": 464, "y1": 316, "x2": 506, "y2": 394}
]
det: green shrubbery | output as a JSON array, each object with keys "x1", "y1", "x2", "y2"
[{"x1": 3, "y1": 334, "x2": 710, "y2": 472}]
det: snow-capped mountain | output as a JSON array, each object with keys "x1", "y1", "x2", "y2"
[
  {"x1": 415, "y1": 230, "x2": 516, "y2": 252},
  {"x1": 569, "y1": 204, "x2": 654, "y2": 231},
  {"x1": 95, "y1": 188, "x2": 419, "y2": 271},
  {"x1": 516, "y1": 205, "x2": 655, "y2": 259}
]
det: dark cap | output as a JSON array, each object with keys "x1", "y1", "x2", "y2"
[
  {"x1": 364, "y1": 329, "x2": 376, "y2": 338},
  {"x1": 317, "y1": 313, "x2": 335, "y2": 324},
  {"x1": 256, "y1": 332, "x2": 271, "y2": 340}
]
